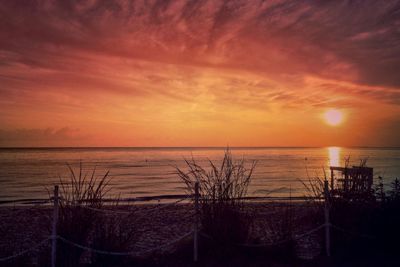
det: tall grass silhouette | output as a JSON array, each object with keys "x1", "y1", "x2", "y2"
[
  {"x1": 51, "y1": 163, "x2": 136, "y2": 267},
  {"x1": 176, "y1": 148, "x2": 256, "y2": 245},
  {"x1": 55, "y1": 163, "x2": 111, "y2": 266}
]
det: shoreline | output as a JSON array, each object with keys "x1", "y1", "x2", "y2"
[{"x1": 0, "y1": 195, "x2": 324, "y2": 207}]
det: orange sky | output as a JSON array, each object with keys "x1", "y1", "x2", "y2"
[{"x1": 1, "y1": 0, "x2": 400, "y2": 147}]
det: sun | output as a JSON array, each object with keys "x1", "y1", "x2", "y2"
[{"x1": 324, "y1": 109, "x2": 343, "y2": 126}]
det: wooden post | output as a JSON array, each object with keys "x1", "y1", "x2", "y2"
[
  {"x1": 194, "y1": 182, "x2": 199, "y2": 262},
  {"x1": 324, "y1": 180, "x2": 331, "y2": 257},
  {"x1": 51, "y1": 185, "x2": 59, "y2": 267}
]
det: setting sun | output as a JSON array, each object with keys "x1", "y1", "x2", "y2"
[{"x1": 324, "y1": 109, "x2": 344, "y2": 126}]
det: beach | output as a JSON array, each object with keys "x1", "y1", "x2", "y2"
[
  {"x1": 1, "y1": 201, "x2": 325, "y2": 266},
  {"x1": 1, "y1": 148, "x2": 400, "y2": 267},
  {"x1": 1, "y1": 187, "x2": 400, "y2": 267}
]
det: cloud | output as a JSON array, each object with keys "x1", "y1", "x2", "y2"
[
  {"x1": 0, "y1": 127, "x2": 90, "y2": 147},
  {"x1": 0, "y1": 0, "x2": 399, "y2": 87},
  {"x1": 0, "y1": 0, "x2": 400, "y2": 146}
]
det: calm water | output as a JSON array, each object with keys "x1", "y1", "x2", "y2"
[{"x1": 0, "y1": 147, "x2": 399, "y2": 204}]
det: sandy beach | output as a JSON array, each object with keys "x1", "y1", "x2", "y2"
[{"x1": 0, "y1": 202, "x2": 325, "y2": 266}]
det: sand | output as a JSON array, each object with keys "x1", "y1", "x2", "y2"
[{"x1": 0, "y1": 202, "x2": 322, "y2": 265}]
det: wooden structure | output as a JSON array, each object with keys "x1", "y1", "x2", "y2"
[{"x1": 329, "y1": 166, "x2": 373, "y2": 198}]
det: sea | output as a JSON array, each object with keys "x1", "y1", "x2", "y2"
[{"x1": 0, "y1": 147, "x2": 399, "y2": 204}]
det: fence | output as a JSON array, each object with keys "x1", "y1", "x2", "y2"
[{"x1": 0, "y1": 181, "x2": 376, "y2": 265}]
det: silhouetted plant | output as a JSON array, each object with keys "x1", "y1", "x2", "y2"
[
  {"x1": 176, "y1": 148, "x2": 256, "y2": 246},
  {"x1": 55, "y1": 162, "x2": 111, "y2": 267},
  {"x1": 298, "y1": 161, "x2": 326, "y2": 225},
  {"x1": 375, "y1": 176, "x2": 386, "y2": 202},
  {"x1": 388, "y1": 178, "x2": 400, "y2": 201},
  {"x1": 300, "y1": 174, "x2": 325, "y2": 204}
]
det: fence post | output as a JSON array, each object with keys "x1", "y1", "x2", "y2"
[
  {"x1": 324, "y1": 180, "x2": 331, "y2": 257},
  {"x1": 194, "y1": 182, "x2": 199, "y2": 262},
  {"x1": 51, "y1": 185, "x2": 59, "y2": 267}
]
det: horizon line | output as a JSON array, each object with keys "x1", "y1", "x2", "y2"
[{"x1": 1, "y1": 146, "x2": 400, "y2": 149}]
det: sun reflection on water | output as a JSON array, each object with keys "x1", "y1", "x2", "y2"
[{"x1": 328, "y1": 147, "x2": 341, "y2": 167}]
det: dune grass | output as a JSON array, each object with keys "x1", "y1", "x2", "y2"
[
  {"x1": 54, "y1": 163, "x2": 110, "y2": 266},
  {"x1": 51, "y1": 162, "x2": 137, "y2": 267},
  {"x1": 176, "y1": 148, "x2": 257, "y2": 246}
]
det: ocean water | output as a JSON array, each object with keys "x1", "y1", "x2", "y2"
[{"x1": 0, "y1": 147, "x2": 399, "y2": 204}]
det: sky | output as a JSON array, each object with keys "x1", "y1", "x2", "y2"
[{"x1": 1, "y1": 0, "x2": 400, "y2": 147}]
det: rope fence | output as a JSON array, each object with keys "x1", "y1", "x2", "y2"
[
  {"x1": 0, "y1": 181, "x2": 379, "y2": 265},
  {"x1": 56, "y1": 230, "x2": 193, "y2": 257},
  {"x1": 0, "y1": 222, "x2": 376, "y2": 263},
  {"x1": 0, "y1": 230, "x2": 194, "y2": 262}
]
